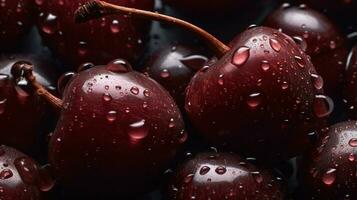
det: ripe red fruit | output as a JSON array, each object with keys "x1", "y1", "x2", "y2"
[
  {"x1": 16, "y1": 59, "x2": 186, "y2": 197},
  {"x1": 264, "y1": 4, "x2": 348, "y2": 99},
  {"x1": 144, "y1": 44, "x2": 208, "y2": 108},
  {"x1": 186, "y1": 26, "x2": 330, "y2": 162},
  {"x1": 36, "y1": 0, "x2": 154, "y2": 68},
  {"x1": 166, "y1": 152, "x2": 285, "y2": 200},
  {"x1": 0, "y1": 145, "x2": 53, "y2": 200},
  {"x1": 0, "y1": 0, "x2": 35, "y2": 50},
  {"x1": 344, "y1": 44, "x2": 357, "y2": 118},
  {"x1": 301, "y1": 121, "x2": 357, "y2": 199},
  {"x1": 0, "y1": 54, "x2": 57, "y2": 155}
]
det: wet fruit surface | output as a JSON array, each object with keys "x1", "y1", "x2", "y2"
[
  {"x1": 186, "y1": 26, "x2": 330, "y2": 162},
  {"x1": 36, "y1": 0, "x2": 154, "y2": 68},
  {"x1": 49, "y1": 60, "x2": 186, "y2": 197},
  {"x1": 0, "y1": 145, "x2": 54, "y2": 200},
  {"x1": 344, "y1": 45, "x2": 357, "y2": 118},
  {"x1": 166, "y1": 152, "x2": 284, "y2": 200},
  {"x1": 264, "y1": 4, "x2": 348, "y2": 99},
  {"x1": 301, "y1": 121, "x2": 357, "y2": 199},
  {"x1": 0, "y1": 0, "x2": 35, "y2": 50},
  {"x1": 144, "y1": 44, "x2": 208, "y2": 108},
  {"x1": 0, "y1": 54, "x2": 57, "y2": 155}
]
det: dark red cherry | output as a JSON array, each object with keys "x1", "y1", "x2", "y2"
[
  {"x1": 0, "y1": 145, "x2": 54, "y2": 200},
  {"x1": 344, "y1": 44, "x2": 357, "y2": 118},
  {"x1": 41, "y1": 59, "x2": 186, "y2": 197},
  {"x1": 301, "y1": 121, "x2": 357, "y2": 199},
  {"x1": 186, "y1": 26, "x2": 330, "y2": 162},
  {"x1": 0, "y1": 54, "x2": 57, "y2": 155},
  {"x1": 144, "y1": 44, "x2": 208, "y2": 108},
  {"x1": 0, "y1": 0, "x2": 35, "y2": 50},
  {"x1": 36, "y1": 0, "x2": 154, "y2": 68},
  {"x1": 264, "y1": 4, "x2": 348, "y2": 99},
  {"x1": 166, "y1": 152, "x2": 285, "y2": 200}
]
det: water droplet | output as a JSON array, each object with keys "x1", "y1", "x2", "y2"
[
  {"x1": 78, "y1": 41, "x2": 88, "y2": 56},
  {"x1": 106, "y1": 111, "x2": 117, "y2": 123},
  {"x1": 261, "y1": 60, "x2": 270, "y2": 71},
  {"x1": 110, "y1": 20, "x2": 120, "y2": 33},
  {"x1": 107, "y1": 59, "x2": 132, "y2": 73},
  {"x1": 160, "y1": 69, "x2": 170, "y2": 78},
  {"x1": 313, "y1": 95, "x2": 334, "y2": 118},
  {"x1": 322, "y1": 168, "x2": 336, "y2": 186},
  {"x1": 292, "y1": 36, "x2": 307, "y2": 52},
  {"x1": 37, "y1": 165, "x2": 55, "y2": 192},
  {"x1": 57, "y1": 72, "x2": 76, "y2": 95},
  {"x1": 14, "y1": 157, "x2": 38, "y2": 184},
  {"x1": 247, "y1": 92, "x2": 263, "y2": 108},
  {"x1": 78, "y1": 63, "x2": 95, "y2": 72},
  {"x1": 294, "y1": 56, "x2": 305, "y2": 68},
  {"x1": 39, "y1": 13, "x2": 58, "y2": 35},
  {"x1": 199, "y1": 166, "x2": 210, "y2": 175},
  {"x1": 103, "y1": 93, "x2": 112, "y2": 102},
  {"x1": 130, "y1": 87, "x2": 139, "y2": 95},
  {"x1": 232, "y1": 46, "x2": 250, "y2": 66},
  {"x1": 143, "y1": 89, "x2": 150, "y2": 97},
  {"x1": 311, "y1": 73, "x2": 324, "y2": 90},
  {"x1": 348, "y1": 153, "x2": 355, "y2": 162},
  {"x1": 180, "y1": 55, "x2": 208, "y2": 71},
  {"x1": 215, "y1": 166, "x2": 227, "y2": 175},
  {"x1": 218, "y1": 74, "x2": 224, "y2": 85},
  {"x1": 0, "y1": 169, "x2": 13, "y2": 179},
  {"x1": 169, "y1": 118, "x2": 175, "y2": 128},
  {"x1": 128, "y1": 119, "x2": 148, "y2": 141},
  {"x1": 329, "y1": 41, "x2": 336, "y2": 49},
  {"x1": 349, "y1": 138, "x2": 357, "y2": 147},
  {"x1": 281, "y1": 81, "x2": 289, "y2": 90},
  {"x1": 178, "y1": 130, "x2": 188, "y2": 144},
  {"x1": 251, "y1": 171, "x2": 263, "y2": 183},
  {"x1": 184, "y1": 174, "x2": 194, "y2": 183},
  {"x1": 0, "y1": 99, "x2": 7, "y2": 115},
  {"x1": 269, "y1": 38, "x2": 281, "y2": 52}
]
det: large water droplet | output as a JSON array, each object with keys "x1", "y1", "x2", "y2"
[
  {"x1": 37, "y1": 165, "x2": 55, "y2": 192},
  {"x1": 313, "y1": 95, "x2": 334, "y2": 118},
  {"x1": 322, "y1": 168, "x2": 336, "y2": 186},
  {"x1": 0, "y1": 169, "x2": 13, "y2": 179},
  {"x1": 103, "y1": 93, "x2": 112, "y2": 102},
  {"x1": 294, "y1": 56, "x2": 305, "y2": 68},
  {"x1": 269, "y1": 38, "x2": 281, "y2": 52},
  {"x1": 14, "y1": 157, "x2": 38, "y2": 184},
  {"x1": 160, "y1": 69, "x2": 170, "y2": 78},
  {"x1": 215, "y1": 166, "x2": 227, "y2": 175},
  {"x1": 130, "y1": 87, "x2": 139, "y2": 95},
  {"x1": 106, "y1": 111, "x2": 117, "y2": 123},
  {"x1": 247, "y1": 92, "x2": 263, "y2": 108},
  {"x1": 261, "y1": 60, "x2": 270, "y2": 71},
  {"x1": 232, "y1": 46, "x2": 250, "y2": 66},
  {"x1": 39, "y1": 13, "x2": 58, "y2": 35},
  {"x1": 311, "y1": 73, "x2": 324, "y2": 90},
  {"x1": 199, "y1": 166, "x2": 210, "y2": 175},
  {"x1": 110, "y1": 20, "x2": 120, "y2": 33},
  {"x1": 128, "y1": 119, "x2": 148, "y2": 141},
  {"x1": 349, "y1": 138, "x2": 357, "y2": 147},
  {"x1": 107, "y1": 59, "x2": 132, "y2": 73}
]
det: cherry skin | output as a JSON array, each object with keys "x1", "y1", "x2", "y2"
[
  {"x1": 0, "y1": 54, "x2": 57, "y2": 155},
  {"x1": 343, "y1": 44, "x2": 357, "y2": 118},
  {"x1": 0, "y1": 145, "x2": 53, "y2": 200},
  {"x1": 186, "y1": 26, "x2": 330, "y2": 162},
  {"x1": 264, "y1": 4, "x2": 348, "y2": 99},
  {"x1": 36, "y1": 0, "x2": 154, "y2": 68},
  {"x1": 166, "y1": 152, "x2": 285, "y2": 200},
  {"x1": 144, "y1": 44, "x2": 208, "y2": 108},
  {"x1": 301, "y1": 121, "x2": 357, "y2": 199},
  {"x1": 47, "y1": 59, "x2": 186, "y2": 197},
  {"x1": 0, "y1": 0, "x2": 35, "y2": 50}
]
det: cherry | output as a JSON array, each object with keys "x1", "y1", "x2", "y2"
[
  {"x1": 300, "y1": 121, "x2": 357, "y2": 199},
  {"x1": 0, "y1": 0, "x2": 35, "y2": 50},
  {"x1": 0, "y1": 145, "x2": 54, "y2": 200},
  {"x1": 36, "y1": 0, "x2": 154, "y2": 68},
  {"x1": 0, "y1": 54, "x2": 58, "y2": 156},
  {"x1": 166, "y1": 152, "x2": 285, "y2": 200},
  {"x1": 344, "y1": 44, "x2": 357, "y2": 118},
  {"x1": 75, "y1": 1, "x2": 331, "y2": 163},
  {"x1": 264, "y1": 4, "x2": 348, "y2": 99},
  {"x1": 144, "y1": 44, "x2": 208, "y2": 108},
  {"x1": 15, "y1": 59, "x2": 186, "y2": 197}
]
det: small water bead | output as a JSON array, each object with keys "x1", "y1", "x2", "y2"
[
  {"x1": 218, "y1": 74, "x2": 224, "y2": 85},
  {"x1": 169, "y1": 118, "x2": 175, "y2": 128},
  {"x1": 215, "y1": 166, "x2": 227, "y2": 175},
  {"x1": 128, "y1": 119, "x2": 148, "y2": 141},
  {"x1": 78, "y1": 41, "x2": 88, "y2": 56},
  {"x1": 310, "y1": 73, "x2": 324, "y2": 90},
  {"x1": 269, "y1": 38, "x2": 281, "y2": 52},
  {"x1": 329, "y1": 41, "x2": 336, "y2": 50},
  {"x1": 178, "y1": 130, "x2": 188, "y2": 144},
  {"x1": 107, "y1": 59, "x2": 132, "y2": 73},
  {"x1": 130, "y1": 87, "x2": 139, "y2": 95},
  {"x1": 160, "y1": 69, "x2": 170, "y2": 78},
  {"x1": 199, "y1": 166, "x2": 210, "y2": 175},
  {"x1": 322, "y1": 168, "x2": 337, "y2": 186},
  {"x1": 143, "y1": 89, "x2": 150, "y2": 97},
  {"x1": 294, "y1": 56, "x2": 305, "y2": 68},
  {"x1": 39, "y1": 13, "x2": 59, "y2": 35},
  {"x1": 251, "y1": 171, "x2": 263, "y2": 183},
  {"x1": 292, "y1": 36, "x2": 307, "y2": 52},
  {"x1": 261, "y1": 60, "x2": 270, "y2": 71},
  {"x1": 78, "y1": 62, "x2": 95, "y2": 72},
  {"x1": 281, "y1": 81, "x2": 289, "y2": 90},
  {"x1": 247, "y1": 92, "x2": 263, "y2": 108},
  {"x1": 0, "y1": 169, "x2": 13, "y2": 179},
  {"x1": 184, "y1": 174, "x2": 194, "y2": 184},
  {"x1": 110, "y1": 20, "x2": 120, "y2": 33},
  {"x1": 232, "y1": 46, "x2": 250, "y2": 66},
  {"x1": 349, "y1": 138, "x2": 357, "y2": 147},
  {"x1": 106, "y1": 111, "x2": 117, "y2": 123},
  {"x1": 103, "y1": 93, "x2": 112, "y2": 102},
  {"x1": 348, "y1": 153, "x2": 355, "y2": 162}
]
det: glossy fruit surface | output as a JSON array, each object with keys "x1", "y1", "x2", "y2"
[
  {"x1": 301, "y1": 121, "x2": 357, "y2": 199},
  {"x1": 344, "y1": 45, "x2": 357, "y2": 118},
  {"x1": 0, "y1": 145, "x2": 52, "y2": 200},
  {"x1": 36, "y1": 0, "x2": 154, "y2": 68},
  {"x1": 264, "y1": 4, "x2": 348, "y2": 99},
  {"x1": 166, "y1": 152, "x2": 284, "y2": 200},
  {"x1": 0, "y1": 0, "x2": 35, "y2": 50},
  {"x1": 0, "y1": 54, "x2": 57, "y2": 155},
  {"x1": 144, "y1": 44, "x2": 208, "y2": 108},
  {"x1": 49, "y1": 60, "x2": 186, "y2": 197},
  {"x1": 186, "y1": 26, "x2": 330, "y2": 162}
]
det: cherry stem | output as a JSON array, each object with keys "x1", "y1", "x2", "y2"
[
  {"x1": 11, "y1": 62, "x2": 63, "y2": 111},
  {"x1": 74, "y1": 0, "x2": 230, "y2": 57}
]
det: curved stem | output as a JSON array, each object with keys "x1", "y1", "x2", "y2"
[
  {"x1": 74, "y1": 0, "x2": 230, "y2": 58},
  {"x1": 11, "y1": 62, "x2": 63, "y2": 111}
]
